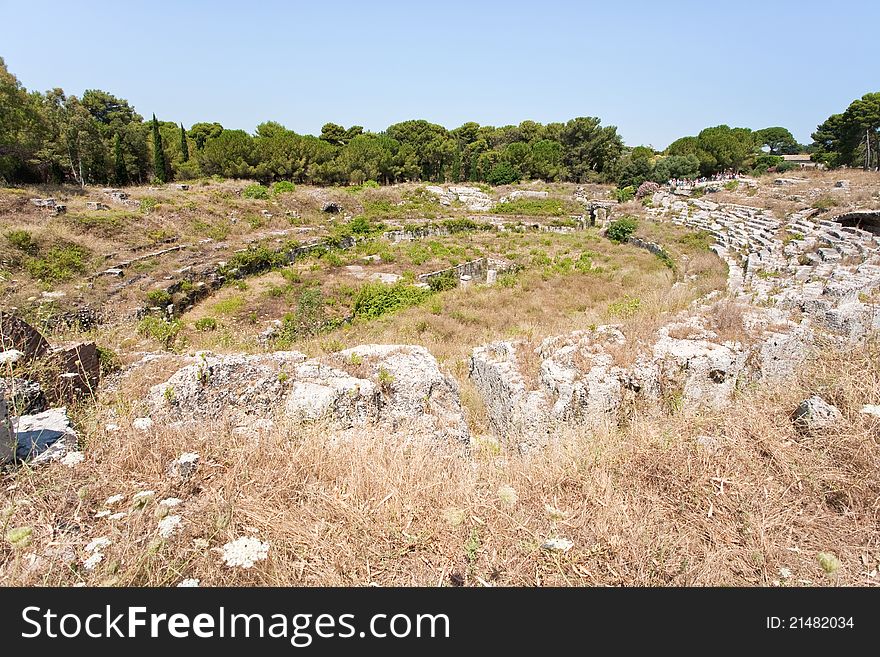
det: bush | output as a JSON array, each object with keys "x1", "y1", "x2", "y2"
[
  {"x1": 276, "y1": 288, "x2": 327, "y2": 345},
  {"x1": 636, "y1": 181, "x2": 660, "y2": 199},
  {"x1": 492, "y1": 198, "x2": 578, "y2": 216},
  {"x1": 486, "y1": 161, "x2": 519, "y2": 185},
  {"x1": 612, "y1": 186, "x2": 635, "y2": 202},
  {"x1": 6, "y1": 229, "x2": 37, "y2": 254},
  {"x1": 271, "y1": 181, "x2": 296, "y2": 195},
  {"x1": 442, "y1": 218, "x2": 493, "y2": 233},
  {"x1": 242, "y1": 184, "x2": 270, "y2": 199},
  {"x1": 219, "y1": 245, "x2": 286, "y2": 277},
  {"x1": 194, "y1": 317, "x2": 218, "y2": 331},
  {"x1": 353, "y1": 282, "x2": 432, "y2": 319},
  {"x1": 146, "y1": 289, "x2": 173, "y2": 306},
  {"x1": 139, "y1": 197, "x2": 159, "y2": 213},
  {"x1": 25, "y1": 244, "x2": 89, "y2": 283},
  {"x1": 137, "y1": 316, "x2": 182, "y2": 349},
  {"x1": 606, "y1": 217, "x2": 638, "y2": 243},
  {"x1": 608, "y1": 295, "x2": 641, "y2": 319},
  {"x1": 427, "y1": 270, "x2": 458, "y2": 292}
]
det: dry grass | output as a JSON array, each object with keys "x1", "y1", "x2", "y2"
[{"x1": 2, "y1": 341, "x2": 878, "y2": 587}]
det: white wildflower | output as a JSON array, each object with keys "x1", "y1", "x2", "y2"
[
  {"x1": 779, "y1": 567, "x2": 792, "y2": 580},
  {"x1": 83, "y1": 552, "x2": 104, "y2": 571},
  {"x1": 105, "y1": 423, "x2": 120, "y2": 432},
  {"x1": 85, "y1": 537, "x2": 111, "y2": 553},
  {"x1": 95, "y1": 510, "x2": 111, "y2": 518},
  {"x1": 132, "y1": 417, "x2": 153, "y2": 431},
  {"x1": 105, "y1": 494, "x2": 124, "y2": 505},
  {"x1": 158, "y1": 515, "x2": 183, "y2": 538},
  {"x1": 497, "y1": 485, "x2": 518, "y2": 507},
  {"x1": 541, "y1": 537, "x2": 574, "y2": 553},
  {"x1": 60, "y1": 452, "x2": 84, "y2": 467},
  {"x1": 160, "y1": 497, "x2": 183, "y2": 507},
  {"x1": 132, "y1": 490, "x2": 155, "y2": 502},
  {"x1": 220, "y1": 536, "x2": 269, "y2": 568},
  {"x1": 108, "y1": 512, "x2": 126, "y2": 520},
  {"x1": 177, "y1": 578, "x2": 200, "y2": 587}
]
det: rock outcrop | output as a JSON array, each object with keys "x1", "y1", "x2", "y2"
[{"x1": 148, "y1": 346, "x2": 469, "y2": 442}]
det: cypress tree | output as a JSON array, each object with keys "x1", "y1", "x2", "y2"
[
  {"x1": 180, "y1": 123, "x2": 189, "y2": 162},
  {"x1": 151, "y1": 114, "x2": 167, "y2": 183},
  {"x1": 113, "y1": 133, "x2": 128, "y2": 185}
]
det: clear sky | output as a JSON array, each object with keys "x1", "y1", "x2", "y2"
[{"x1": 2, "y1": 0, "x2": 877, "y2": 149}]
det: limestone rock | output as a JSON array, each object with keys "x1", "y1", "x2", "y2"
[
  {"x1": 0, "y1": 397, "x2": 14, "y2": 464},
  {"x1": 0, "y1": 378, "x2": 47, "y2": 415},
  {"x1": 9, "y1": 406, "x2": 78, "y2": 465},
  {"x1": 791, "y1": 396, "x2": 842, "y2": 433},
  {"x1": 469, "y1": 341, "x2": 551, "y2": 450},
  {"x1": 148, "y1": 351, "x2": 308, "y2": 423},
  {"x1": 149, "y1": 346, "x2": 469, "y2": 442}
]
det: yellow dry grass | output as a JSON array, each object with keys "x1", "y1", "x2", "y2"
[{"x1": 2, "y1": 341, "x2": 878, "y2": 587}]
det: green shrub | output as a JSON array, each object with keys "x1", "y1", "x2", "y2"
[
  {"x1": 606, "y1": 217, "x2": 638, "y2": 243},
  {"x1": 348, "y1": 216, "x2": 373, "y2": 234},
  {"x1": 608, "y1": 295, "x2": 641, "y2": 319},
  {"x1": 427, "y1": 270, "x2": 458, "y2": 292},
  {"x1": 656, "y1": 250, "x2": 675, "y2": 269},
  {"x1": 194, "y1": 317, "x2": 218, "y2": 331},
  {"x1": 139, "y1": 197, "x2": 159, "y2": 213},
  {"x1": 612, "y1": 186, "x2": 635, "y2": 203},
  {"x1": 242, "y1": 184, "x2": 269, "y2": 199},
  {"x1": 276, "y1": 288, "x2": 327, "y2": 345},
  {"x1": 486, "y1": 161, "x2": 519, "y2": 185},
  {"x1": 723, "y1": 180, "x2": 739, "y2": 191},
  {"x1": 146, "y1": 289, "x2": 173, "y2": 306},
  {"x1": 492, "y1": 198, "x2": 577, "y2": 217},
  {"x1": 353, "y1": 282, "x2": 432, "y2": 319},
  {"x1": 25, "y1": 244, "x2": 89, "y2": 283},
  {"x1": 219, "y1": 245, "x2": 286, "y2": 277},
  {"x1": 6, "y1": 229, "x2": 37, "y2": 254},
  {"x1": 271, "y1": 181, "x2": 296, "y2": 195},
  {"x1": 137, "y1": 316, "x2": 182, "y2": 349},
  {"x1": 96, "y1": 346, "x2": 122, "y2": 376}
]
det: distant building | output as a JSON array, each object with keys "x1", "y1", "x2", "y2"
[{"x1": 782, "y1": 153, "x2": 822, "y2": 169}]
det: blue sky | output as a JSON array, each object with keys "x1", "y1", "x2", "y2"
[{"x1": 2, "y1": 0, "x2": 877, "y2": 148}]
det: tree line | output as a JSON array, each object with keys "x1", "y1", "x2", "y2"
[{"x1": 1, "y1": 57, "x2": 876, "y2": 189}]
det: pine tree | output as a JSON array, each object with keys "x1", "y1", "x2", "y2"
[
  {"x1": 113, "y1": 133, "x2": 128, "y2": 185},
  {"x1": 151, "y1": 114, "x2": 167, "y2": 183},
  {"x1": 180, "y1": 123, "x2": 189, "y2": 162}
]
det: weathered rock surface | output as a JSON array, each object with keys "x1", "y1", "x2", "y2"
[
  {"x1": 46, "y1": 342, "x2": 101, "y2": 402},
  {"x1": 425, "y1": 185, "x2": 494, "y2": 211},
  {"x1": 792, "y1": 396, "x2": 842, "y2": 433},
  {"x1": 0, "y1": 378, "x2": 47, "y2": 415},
  {"x1": 468, "y1": 300, "x2": 821, "y2": 448},
  {"x1": 7, "y1": 406, "x2": 78, "y2": 464},
  {"x1": 0, "y1": 397, "x2": 14, "y2": 464},
  {"x1": 0, "y1": 311, "x2": 50, "y2": 361},
  {"x1": 149, "y1": 346, "x2": 469, "y2": 442}
]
